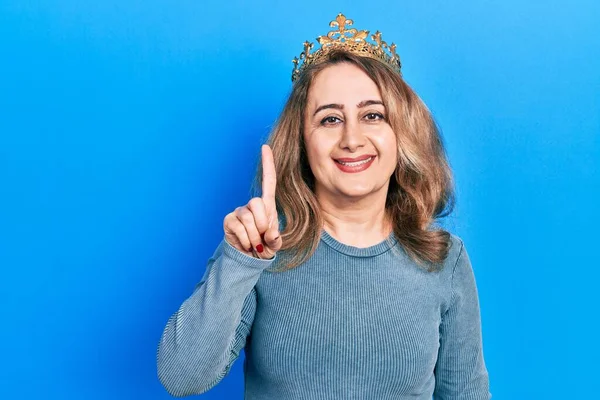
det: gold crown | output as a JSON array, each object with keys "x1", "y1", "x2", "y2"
[{"x1": 291, "y1": 13, "x2": 402, "y2": 82}]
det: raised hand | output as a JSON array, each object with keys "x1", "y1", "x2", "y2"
[{"x1": 223, "y1": 144, "x2": 282, "y2": 259}]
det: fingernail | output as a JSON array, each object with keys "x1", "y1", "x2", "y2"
[{"x1": 256, "y1": 244, "x2": 264, "y2": 253}]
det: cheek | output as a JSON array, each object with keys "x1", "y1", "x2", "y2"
[
  {"x1": 373, "y1": 129, "x2": 397, "y2": 157},
  {"x1": 305, "y1": 132, "x2": 336, "y2": 165}
]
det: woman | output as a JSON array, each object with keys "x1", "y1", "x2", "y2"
[{"x1": 157, "y1": 13, "x2": 491, "y2": 399}]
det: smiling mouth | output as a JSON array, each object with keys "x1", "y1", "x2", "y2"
[
  {"x1": 334, "y1": 156, "x2": 375, "y2": 166},
  {"x1": 333, "y1": 156, "x2": 376, "y2": 173}
]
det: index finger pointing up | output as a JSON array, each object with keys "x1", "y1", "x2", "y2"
[{"x1": 261, "y1": 144, "x2": 277, "y2": 213}]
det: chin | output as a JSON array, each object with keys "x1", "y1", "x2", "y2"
[{"x1": 336, "y1": 185, "x2": 376, "y2": 198}]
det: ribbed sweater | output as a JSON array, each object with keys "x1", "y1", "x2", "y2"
[{"x1": 157, "y1": 229, "x2": 491, "y2": 399}]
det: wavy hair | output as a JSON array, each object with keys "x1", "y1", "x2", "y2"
[{"x1": 251, "y1": 49, "x2": 456, "y2": 272}]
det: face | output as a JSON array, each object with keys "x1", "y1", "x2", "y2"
[{"x1": 303, "y1": 62, "x2": 398, "y2": 203}]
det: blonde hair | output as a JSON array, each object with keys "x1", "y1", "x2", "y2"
[{"x1": 251, "y1": 49, "x2": 456, "y2": 272}]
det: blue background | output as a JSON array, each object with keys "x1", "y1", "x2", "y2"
[{"x1": 1, "y1": 1, "x2": 598, "y2": 399}]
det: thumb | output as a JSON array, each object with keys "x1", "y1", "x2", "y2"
[{"x1": 263, "y1": 215, "x2": 281, "y2": 251}]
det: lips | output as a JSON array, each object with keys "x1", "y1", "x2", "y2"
[
  {"x1": 334, "y1": 155, "x2": 376, "y2": 162},
  {"x1": 333, "y1": 155, "x2": 376, "y2": 173}
]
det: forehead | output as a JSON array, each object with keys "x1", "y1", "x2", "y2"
[{"x1": 307, "y1": 63, "x2": 382, "y2": 106}]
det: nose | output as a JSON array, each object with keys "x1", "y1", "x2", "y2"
[{"x1": 338, "y1": 120, "x2": 366, "y2": 151}]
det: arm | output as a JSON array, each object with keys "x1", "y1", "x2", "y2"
[
  {"x1": 433, "y1": 240, "x2": 491, "y2": 400},
  {"x1": 156, "y1": 237, "x2": 275, "y2": 397}
]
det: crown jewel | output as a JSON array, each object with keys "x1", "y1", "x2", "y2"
[{"x1": 291, "y1": 13, "x2": 402, "y2": 82}]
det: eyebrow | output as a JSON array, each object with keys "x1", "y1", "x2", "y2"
[{"x1": 312, "y1": 99, "x2": 384, "y2": 116}]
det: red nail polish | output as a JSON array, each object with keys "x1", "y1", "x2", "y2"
[{"x1": 256, "y1": 244, "x2": 264, "y2": 253}]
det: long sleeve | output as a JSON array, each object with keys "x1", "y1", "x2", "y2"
[
  {"x1": 156, "y1": 237, "x2": 276, "y2": 397},
  {"x1": 433, "y1": 241, "x2": 491, "y2": 400}
]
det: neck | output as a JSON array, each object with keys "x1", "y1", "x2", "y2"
[{"x1": 316, "y1": 187, "x2": 392, "y2": 248}]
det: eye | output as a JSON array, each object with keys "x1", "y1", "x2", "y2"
[
  {"x1": 320, "y1": 115, "x2": 342, "y2": 126},
  {"x1": 364, "y1": 112, "x2": 385, "y2": 121}
]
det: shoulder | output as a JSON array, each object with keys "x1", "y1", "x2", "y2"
[
  {"x1": 445, "y1": 233, "x2": 480, "y2": 295},
  {"x1": 421, "y1": 221, "x2": 465, "y2": 274},
  {"x1": 446, "y1": 232, "x2": 479, "y2": 283},
  {"x1": 447, "y1": 232, "x2": 465, "y2": 271}
]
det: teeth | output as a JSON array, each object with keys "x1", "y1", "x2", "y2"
[{"x1": 338, "y1": 157, "x2": 373, "y2": 166}]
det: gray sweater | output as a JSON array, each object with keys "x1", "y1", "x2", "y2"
[{"x1": 157, "y1": 229, "x2": 491, "y2": 399}]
